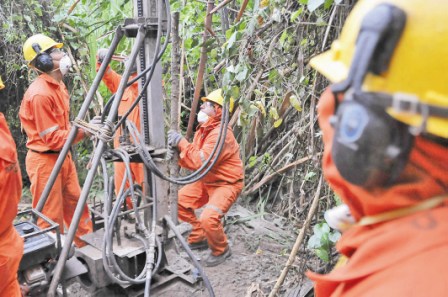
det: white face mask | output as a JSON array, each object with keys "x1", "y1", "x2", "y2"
[
  {"x1": 59, "y1": 55, "x2": 72, "y2": 75},
  {"x1": 197, "y1": 111, "x2": 209, "y2": 123}
]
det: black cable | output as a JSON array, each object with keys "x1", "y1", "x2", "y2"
[
  {"x1": 126, "y1": 104, "x2": 230, "y2": 185},
  {"x1": 164, "y1": 215, "x2": 215, "y2": 297}
]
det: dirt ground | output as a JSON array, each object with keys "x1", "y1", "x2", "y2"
[{"x1": 65, "y1": 204, "x2": 316, "y2": 297}]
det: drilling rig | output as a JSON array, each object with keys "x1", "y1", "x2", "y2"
[{"x1": 15, "y1": 0, "x2": 230, "y2": 295}]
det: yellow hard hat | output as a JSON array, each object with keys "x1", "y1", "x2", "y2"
[
  {"x1": 201, "y1": 89, "x2": 235, "y2": 112},
  {"x1": 310, "y1": 0, "x2": 448, "y2": 138},
  {"x1": 23, "y1": 34, "x2": 63, "y2": 64},
  {"x1": 0, "y1": 76, "x2": 4, "y2": 90}
]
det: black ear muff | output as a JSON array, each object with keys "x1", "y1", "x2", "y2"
[
  {"x1": 328, "y1": 4, "x2": 411, "y2": 188},
  {"x1": 330, "y1": 94, "x2": 414, "y2": 188},
  {"x1": 32, "y1": 43, "x2": 54, "y2": 72}
]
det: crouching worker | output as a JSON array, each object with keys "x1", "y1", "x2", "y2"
[
  {"x1": 168, "y1": 89, "x2": 244, "y2": 267},
  {"x1": 0, "y1": 75, "x2": 26, "y2": 297},
  {"x1": 20, "y1": 34, "x2": 93, "y2": 247},
  {"x1": 307, "y1": 1, "x2": 448, "y2": 296}
]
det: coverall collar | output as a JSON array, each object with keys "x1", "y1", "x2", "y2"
[{"x1": 39, "y1": 72, "x2": 63, "y2": 87}]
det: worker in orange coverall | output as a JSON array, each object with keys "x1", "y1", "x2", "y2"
[
  {"x1": 19, "y1": 34, "x2": 92, "y2": 247},
  {"x1": 96, "y1": 48, "x2": 144, "y2": 210},
  {"x1": 306, "y1": 0, "x2": 448, "y2": 296},
  {"x1": 0, "y1": 75, "x2": 25, "y2": 297},
  {"x1": 168, "y1": 89, "x2": 244, "y2": 267}
]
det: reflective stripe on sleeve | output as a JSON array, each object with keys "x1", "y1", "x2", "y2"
[
  {"x1": 199, "y1": 150, "x2": 206, "y2": 163},
  {"x1": 204, "y1": 204, "x2": 224, "y2": 216},
  {"x1": 39, "y1": 125, "x2": 59, "y2": 138}
]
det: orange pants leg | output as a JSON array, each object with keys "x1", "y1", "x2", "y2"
[
  {"x1": 114, "y1": 162, "x2": 144, "y2": 210},
  {"x1": 62, "y1": 156, "x2": 93, "y2": 247},
  {"x1": 27, "y1": 153, "x2": 65, "y2": 233},
  {"x1": 27, "y1": 152, "x2": 92, "y2": 247},
  {"x1": 178, "y1": 181, "x2": 208, "y2": 244},
  {"x1": 201, "y1": 182, "x2": 243, "y2": 256},
  {"x1": 0, "y1": 228, "x2": 23, "y2": 297}
]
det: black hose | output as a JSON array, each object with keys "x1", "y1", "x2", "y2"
[
  {"x1": 126, "y1": 104, "x2": 230, "y2": 185},
  {"x1": 100, "y1": 148, "x2": 163, "y2": 285},
  {"x1": 164, "y1": 215, "x2": 215, "y2": 297}
]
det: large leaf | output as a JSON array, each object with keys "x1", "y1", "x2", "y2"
[
  {"x1": 226, "y1": 31, "x2": 238, "y2": 50},
  {"x1": 308, "y1": 0, "x2": 325, "y2": 12},
  {"x1": 235, "y1": 65, "x2": 249, "y2": 82}
]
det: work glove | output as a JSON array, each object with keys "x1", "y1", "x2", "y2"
[
  {"x1": 89, "y1": 115, "x2": 103, "y2": 127},
  {"x1": 165, "y1": 146, "x2": 175, "y2": 161},
  {"x1": 167, "y1": 130, "x2": 183, "y2": 147},
  {"x1": 97, "y1": 48, "x2": 109, "y2": 64},
  {"x1": 84, "y1": 115, "x2": 103, "y2": 138}
]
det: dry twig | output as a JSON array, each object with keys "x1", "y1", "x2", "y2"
[{"x1": 268, "y1": 176, "x2": 323, "y2": 297}]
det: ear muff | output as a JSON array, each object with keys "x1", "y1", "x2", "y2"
[
  {"x1": 330, "y1": 92, "x2": 414, "y2": 188},
  {"x1": 32, "y1": 43, "x2": 54, "y2": 72}
]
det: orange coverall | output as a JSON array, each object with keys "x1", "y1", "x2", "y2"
[
  {"x1": 307, "y1": 88, "x2": 448, "y2": 296},
  {"x1": 19, "y1": 73, "x2": 92, "y2": 247},
  {"x1": 177, "y1": 110, "x2": 244, "y2": 256},
  {"x1": 0, "y1": 113, "x2": 24, "y2": 297},
  {"x1": 99, "y1": 64, "x2": 144, "y2": 209}
]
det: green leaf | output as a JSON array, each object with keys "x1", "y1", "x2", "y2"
[
  {"x1": 249, "y1": 156, "x2": 258, "y2": 168},
  {"x1": 235, "y1": 65, "x2": 248, "y2": 82},
  {"x1": 279, "y1": 30, "x2": 288, "y2": 45},
  {"x1": 324, "y1": 0, "x2": 334, "y2": 9},
  {"x1": 315, "y1": 248, "x2": 330, "y2": 262},
  {"x1": 225, "y1": 27, "x2": 234, "y2": 40},
  {"x1": 290, "y1": 7, "x2": 303, "y2": 22},
  {"x1": 230, "y1": 86, "x2": 240, "y2": 100},
  {"x1": 307, "y1": 234, "x2": 321, "y2": 249},
  {"x1": 248, "y1": 105, "x2": 260, "y2": 117},
  {"x1": 226, "y1": 65, "x2": 236, "y2": 73},
  {"x1": 289, "y1": 95, "x2": 302, "y2": 112},
  {"x1": 268, "y1": 69, "x2": 278, "y2": 82},
  {"x1": 320, "y1": 232, "x2": 330, "y2": 249},
  {"x1": 269, "y1": 107, "x2": 279, "y2": 120},
  {"x1": 308, "y1": 0, "x2": 325, "y2": 12},
  {"x1": 273, "y1": 118, "x2": 283, "y2": 128},
  {"x1": 226, "y1": 31, "x2": 238, "y2": 50},
  {"x1": 305, "y1": 171, "x2": 317, "y2": 181},
  {"x1": 222, "y1": 72, "x2": 233, "y2": 87},
  {"x1": 210, "y1": 48, "x2": 218, "y2": 59},
  {"x1": 329, "y1": 231, "x2": 341, "y2": 243}
]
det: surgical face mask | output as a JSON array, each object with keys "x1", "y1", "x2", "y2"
[
  {"x1": 197, "y1": 111, "x2": 209, "y2": 123},
  {"x1": 59, "y1": 55, "x2": 72, "y2": 75}
]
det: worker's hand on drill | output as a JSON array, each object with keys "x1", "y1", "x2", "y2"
[
  {"x1": 97, "y1": 48, "x2": 109, "y2": 64},
  {"x1": 90, "y1": 115, "x2": 103, "y2": 127},
  {"x1": 84, "y1": 116, "x2": 103, "y2": 138},
  {"x1": 167, "y1": 130, "x2": 183, "y2": 147}
]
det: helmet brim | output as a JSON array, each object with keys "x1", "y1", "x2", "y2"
[{"x1": 310, "y1": 51, "x2": 349, "y2": 84}]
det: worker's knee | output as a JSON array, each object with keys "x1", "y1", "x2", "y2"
[{"x1": 200, "y1": 208, "x2": 221, "y2": 230}]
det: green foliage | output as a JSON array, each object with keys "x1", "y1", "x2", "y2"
[{"x1": 307, "y1": 222, "x2": 341, "y2": 262}]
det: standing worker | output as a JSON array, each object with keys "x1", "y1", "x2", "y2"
[
  {"x1": 168, "y1": 89, "x2": 244, "y2": 267},
  {"x1": 307, "y1": 0, "x2": 448, "y2": 296},
  {"x1": 96, "y1": 48, "x2": 144, "y2": 211},
  {"x1": 19, "y1": 34, "x2": 93, "y2": 247},
  {"x1": 0, "y1": 75, "x2": 25, "y2": 297}
]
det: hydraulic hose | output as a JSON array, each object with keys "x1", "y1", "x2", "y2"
[
  {"x1": 99, "y1": 147, "x2": 162, "y2": 286},
  {"x1": 126, "y1": 103, "x2": 230, "y2": 185},
  {"x1": 164, "y1": 215, "x2": 215, "y2": 297}
]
